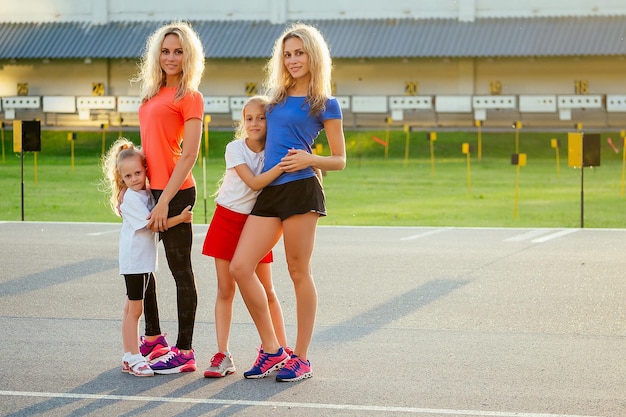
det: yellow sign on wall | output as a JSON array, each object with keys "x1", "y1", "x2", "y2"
[
  {"x1": 92, "y1": 82, "x2": 104, "y2": 96},
  {"x1": 490, "y1": 80, "x2": 502, "y2": 95},
  {"x1": 245, "y1": 82, "x2": 257, "y2": 96},
  {"x1": 17, "y1": 83, "x2": 28, "y2": 96},
  {"x1": 574, "y1": 80, "x2": 588, "y2": 95},
  {"x1": 404, "y1": 81, "x2": 418, "y2": 96}
]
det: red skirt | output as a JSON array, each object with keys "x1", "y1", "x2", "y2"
[{"x1": 202, "y1": 204, "x2": 273, "y2": 263}]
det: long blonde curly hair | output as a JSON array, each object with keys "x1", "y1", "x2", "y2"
[
  {"x1": 263, "y1": 22, "x2": 333, "y2": 115},
  {"x1": 101, "y1": 137, "x2": 146, "y2": 216},
  {"x1": 132, "y1": 21, "x2": 205, "y2": 102}
]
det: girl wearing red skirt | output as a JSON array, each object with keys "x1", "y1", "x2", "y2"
[{"x1": 201, "y1": 96, "x2": 290, "y2": 377}]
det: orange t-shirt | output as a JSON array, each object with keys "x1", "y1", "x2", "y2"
[{"x1": 139, "y1": 87, "x2": 204, "y2": 190}]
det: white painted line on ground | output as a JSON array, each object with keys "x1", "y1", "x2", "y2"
[
  {"x1": 401, "y1": 227, "x2": 454, "y2": 241},
  {"x1": 531, "y1": 228, "x2": 580, "y2": 243},
  {"x1": 0, "y1": 390, "x2": 602, "y2": 417},
  {"x1": 87, "y1": 229, "x2": 119, "y2": 236},
  {"x1": 504, "y1": 229, "x2": 555, "y2": 242}
]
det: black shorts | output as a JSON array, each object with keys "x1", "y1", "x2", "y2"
[
  {"x1": 124, "y1": 273, "x2": 153, "y2": 301},
  {"x1": 251, "y1": 176, "x2": 326, "y2": 221}
]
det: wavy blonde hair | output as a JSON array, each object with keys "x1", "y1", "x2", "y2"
[
  {"x1": 101, "y1": 137, "x2": 146, "y2": 216},
  {"x1": 263, "y1": 22, "x2": 332, "y2": 115},
  {"x1": 133, "y1": 21, "x2": 205, "y2": 102}
]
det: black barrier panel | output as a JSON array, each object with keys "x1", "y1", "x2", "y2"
[
  {"x1": 583, "y1": 133, "x2": 600, "y2": 167},
  {"x1": 22, "y1": 120, "x2": 41, "y2": 152}
]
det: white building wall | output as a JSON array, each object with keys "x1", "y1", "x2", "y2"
[
  {"x1": 3, "y1": 0, "x2": 626, "y2": 128},
  {"x1": 3, "y1": 0, "x2": 626, "y2": 23}
]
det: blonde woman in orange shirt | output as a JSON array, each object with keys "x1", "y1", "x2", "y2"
[{"x1": 132, "y1": 21, "x2": 204, "y2": 374}]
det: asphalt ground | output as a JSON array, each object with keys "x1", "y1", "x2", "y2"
[{"x1": 1, "y1": 221, "x2": 625, "y2": 417}]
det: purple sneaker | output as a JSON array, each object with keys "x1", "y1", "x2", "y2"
[
  {"x1": 150, "y1": 347, "x2": 196, "y2": 374},
  {"x1": 243, "y1": 347, "x2": 289, "y2": 379},
  {"x1": 276, "y1": 355, "x2": 312, "y2": 382},
  {"x1": 140, "y1": 334, "x2": 170, "y2": 364}
]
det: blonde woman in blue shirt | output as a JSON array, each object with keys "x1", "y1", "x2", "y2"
[{"x1": 230, "y1": 23, "x2": 346, "y2": 382}]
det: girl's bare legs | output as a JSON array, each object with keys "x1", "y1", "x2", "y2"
[
  {"x1": 256, "y1": 262, "x2": 288, "y2": 348},
  {"x1": 214, "y1": 258, "x2": 237, "y2": 353},
  {"x1": 281, "y1": 212, "x2": 319, "y2": 361},
  {"x1": 122, "y1": 298, "x2": 143, "y2": 355},
  {"x1": 230, "y1": 215, "x2": 283, "y2": 353}
]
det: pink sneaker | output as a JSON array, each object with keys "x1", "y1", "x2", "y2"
[
  {"x1": 276, "y1": 355, "x2": 312, "y2": 382},
  {"x1": 139, "y1": 334, "x2": 170, "y2": 364},
  {"x1": 243, "y1": 347, "x2": 289, "y2": 379}
]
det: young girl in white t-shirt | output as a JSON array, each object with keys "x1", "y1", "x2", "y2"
[{"x1": 102, "y1": 138, "x2": 192, "y2": 377}]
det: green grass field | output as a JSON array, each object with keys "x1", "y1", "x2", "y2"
[{"x1": 1, "y1": 128, "x2": 625, "y2": 227}]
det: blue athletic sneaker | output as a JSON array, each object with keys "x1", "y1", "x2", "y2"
[
  {"x1": 276, "y1": 355, "x2": 312, "y2": 382},
  {"x1": 243, "y1": 347, "x2": 289, "y2": 379}
]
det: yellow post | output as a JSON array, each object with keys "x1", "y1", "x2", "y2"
[
  {"x1": 202, "y1": 115, "x2": 211, "y2": 223},
  {"x1": 475, "y1": 120, "x2": 482, "y2": 161},
  {"x1": 551, "y1": 138, "x2": 560, "y2": 178},
  {"x1": 204, "y1": 115, "x2": 211, "y2": 159},
  {"x1": 403, "y1": 124, "x2": 410, "y2": 166},
  {"x1": 429, "y1": 132, "x2": 436, "y2": 176},
  {"x1": 462, "y1": 143, "x2": 470, "y2": 193},
  {"x1": 68, "y1": 132, "x2": 75, "y2": 173},
  {"x1": 1, "y1": 122, "x2": 5, "y2": 163},
  {"x1": 384, "y1": 117, "x2": 392, "y2": 160},
  {"x1": 118, "y1": 117, "x2": 123, "y2": 137},
  {"x1": 514, "y1": 165, "x2": 520, "y2": 218},
  {"x1": 622, "y1": 132, "x2": 626, "y2": 196}
]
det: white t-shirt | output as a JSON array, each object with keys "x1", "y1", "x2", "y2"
[
  {"x1": 118, "y1": 188, "x2": 158, "y2": 274},
  {"x1": 215, "y1": 138, "x2": 265, "y2": 214}
]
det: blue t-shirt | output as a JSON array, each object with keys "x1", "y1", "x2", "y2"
[{"x1": 263, "y1": 96, "x2": 342, "y2": 186}]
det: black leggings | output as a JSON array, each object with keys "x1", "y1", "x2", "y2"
[{"x1": 144, "y1": 187, "x2": 198, "y2": 351}]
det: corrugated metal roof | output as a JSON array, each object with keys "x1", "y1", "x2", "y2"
[{"x1": 1, "y1": 16, "x2": 625, "y2": 60}]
